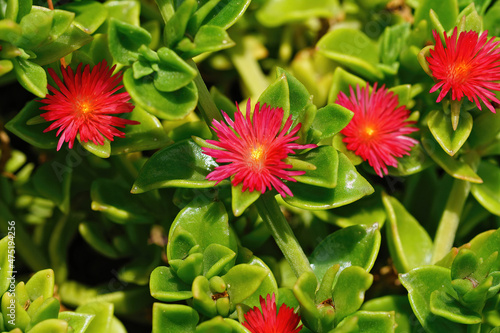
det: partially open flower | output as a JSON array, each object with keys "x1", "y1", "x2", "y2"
[
  {"x1": 202, "y1": 100, "x2": 316, "y2": 197},
  {"x1": 39, "y1": 60, "x2": 139, "y2": 150},
  {"x1": 426, "y1": 27, "x2": 500, "y2": 113},
  {"x1": 336, "y1": 83, "x2": 418, "y2": 177},
  {"x1": 243, "y1": 294, "x2": 302, "y2": 333}
]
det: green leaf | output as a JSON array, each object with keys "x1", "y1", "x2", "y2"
[
  {"x1": 0, "y1": 236, "x2": 13, "y2": 296},
  {"x1": 333, "y1": 266, "x2": 373, "y2": 324},
  {"x1": 276, "y1": 67, "x2": 311, "y2": 125},
  {"x1": 293, "y1": 146, "x2": 339, "y2": 188},
  {"x1": 399, "y1": 266, "x2": 466, "y2": 333},
  {"x1": 178, "y1": 25, "x2": 235, "y2": 59},
  {"x1": 191, "y1": 0, "x2": 251, "y2": 31},
  {"x1": 327, "y1": 67, "x2": 367, "y2": 104},
  {"x1": 78, "y1": 137, "x2": 110, "y2": 158},
  {"x1": 26, "y1": 297, "x2": 61, "y2": 331},
  {"x1": 60, "y1": 1, "x2": 107, "y2": 34},
  {"x1": 222, "y1": 264, "x2": 268, "y2": 309},
  {"x1": 28, "y1": 319, "x2": 69, "y2": 333},
  {"x1": 256, "y1": 0, "x2": 337, "y2": 27},
  {"x1": 154, "y1": 47, "x2": 197, "y2": 92},
  {"x1": 239, "y1": 256, "x2": 279, "y2": 310},
  {"x1": 311, "y1": 104, "x2": 354, "y2": 140},
  {"x1": 152, "y1": 303, "x2": 199, "y2": 333},
  {"x1": 196, "y1": 316, "x2": 233, "y2": 333},
  {"x1": 164, "y1": 0, "x2": 197, "y2": 49},
  {"x1": 231, "y1": 182, "x2": 261, "y2": 217},
  {"x1": 123, "y1": 68, "x2": 198, "y2": 120},
  {"x1": 192, "y1": 276, "x2": 217, "y2": 317},
  {"x1": 15, "y1": 9, "x2": 53, "y2": 49},
  {"x1": 468, "y1": 111, "x2": 500, "y2": 149},
  {"x1": 91, "y1": 179, "x2": 155, "y2": 224},
  {"x1": 104, "y1": 0, "x2": 140, "y2": 26},
  {"x1": 150, "y1": 266, "x2": 192, "y2": 302},
  {"x1": 414, "y1": 0, "x2": 459, "y2": 38},
  {"x1": 471, "y1": 160, "x2": 500, "y2": 216},
  {"x1": 12, "y1": 58, "x2": 47, "y2": 98},
  {"x1": 78, "y1": 222, "x2": 121, "y2": 258},
  {"x1": 427, "y1": 110, "x2": 472, "y2": 156},
  {"x1": 362, "y1": 295, "x2": 414, "y2": 333},
  {"x1": 111, "y1": 106, "x2": 171, "y2": 155},
  {"x1": 32, "y1": 162, "x2": 71, "y2": 214},
  {"x1": 167, "y1": 200, "x2": 237, "y2": 261},
  {"x1": 421, "y1": 129, "x2": 482, "y2": 183},
  {"x1": 387, "y1": 143, "x2": 433, "y2": 177},
  {"x1": 32, "y1": 24, "x2": 93, "y2": 66},
  {"x1": 76, "y1": 302, "x2": 114, "y2": 333},
  {"x1": 342, "y1": 311, "x2": 396, "y2": 333},
  {"x1": 317, "y1": 28, "x2": 383, "y2": 81},
  {"x1": 257, "y1": 73, "x2": 291, "y2": 120},
  {"x1": 430, "y1": 290, "x2": 482, "y2": 324},
  {"x1": 26, "y1": 269, "x2": 55, "y2": 300},
  {"x1": 131, "y1": 139, "x2": 218, "y2": 193},
  {"x1": 203, "y1": 244, "x2": 236, "y2": 279},
  {"x1": 310, "y1": 224, "x2": 380, "y2": 281},
  {"x1": 0, "y1": 18, "x2": 22, "y2": 43},
  {"x1": 283, "y1": 152, "x2": 374, "y2": 210},
  {"x1": 382, "y1": 194, "x2": 433, "y2": 273},
  {"x1": 108, "y1": 18, "x2": 151, "y2": 65},
  {"x1": 58, "y1": 312, "x2": 94, "y2": 333}
]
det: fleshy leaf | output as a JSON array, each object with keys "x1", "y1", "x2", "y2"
[
  {"x1": 131, "y1": 139, "x2": 218, "y2": 193},
  {"x1": 310, "y1": 224, "x2": 380, "y2": 281},
  {"x1": 427, "y1": 110, "x2": 472, "y2": 156},
  {"x1": 382, "y1": 194, "x2": 433, "y2": 273},
  {"x1": 108, "y1": 18, "x2": 151, "y2": 65},
  {"x1": 152, "y1": 303, "x2": 199, "y2": 333},
  {"x1": 222, "y1": 264, "x2": 268, "y2": 309},
  {"x1": 154, "y1": 47, "x2": 197, "y2": 92},
  {"x1": 123, "y1": 68, "x2": 198, "y2": 120},
  {"x1": 470, "y1": 160, "x2": 500, "y2": 216},
  {"x1": 12, "y1": 58, "x2": 47, "y2": 98},
  {"x1": 311, "y1": 104, "x2": 354, "y2": 140},
  {"x1": 178, "y1": 25, "x2": 235, "y2": 59},
  {"x1": 317, "y1": 28, "x2": 383, "y2": 81},
  {"x1": 150, "y1": 266, "x2": 192, "y2": 302},
  {"x1": 293, "y1": 146, "x2": 339, "y2": 188},
  {"x1": 283, "y1": 152, "x2": 374, "y2": 210}
]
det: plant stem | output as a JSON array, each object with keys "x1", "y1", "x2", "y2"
[
  {"x1": 255, "y1": 192, "x2": 313, "y2": 278},
  {"x1": 431, "y1": 178, "x2": 470, "y2": 263},
  {"x1": 189, "y1": 60, "x2": 223, "y2": 125}
]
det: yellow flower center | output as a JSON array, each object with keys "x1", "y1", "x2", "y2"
[
  {"x1": 365, "y1": 127, "x2": 375, "y2": 136},
  {"x1": 449, "y1": 62, "x2": 471, "y2": 84},
  {"x1": 248, "y1": 145, "x2": 265, "y2": 170},
  {"x1": 76, "y1": 99, "x2": 94, "y2": 115}
]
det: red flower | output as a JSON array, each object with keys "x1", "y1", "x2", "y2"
[
  {"x1": 427, "y1": 28, "x2": 500, "y2": 112},
  {"x1": 243, "y1": 294, "x2": 302, "y2": 333},
  {"x1": 39, "y1": 60, "x2": 139, "y2": 150},
  {"x1": 336, "y1": 83, "x2": 418, "y2": 177},
  {"x1": 202, "y1": 100, "x2": 316, "y2": 197}
]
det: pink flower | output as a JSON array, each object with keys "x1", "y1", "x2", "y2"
[
  {"x1": 243, "y1": 294, "x2": 302, "y2": 333},
  {"x1": 427, "y1": 28, "x2": 500, "y2": 112},
  {"x1": 336, "y1": 83, "x2": 418, "y2": 177},
  {"x1": 202, "y1": 100, "x2": 316, "y2": 197},
  {"x1": 39, "y1": 60, "x2": 139, "y2": 150}
]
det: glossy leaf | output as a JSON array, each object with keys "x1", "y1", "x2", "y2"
[
  {"x1": 400, "y1": 266, "x2": 466, "y2": 333},
  {"x1": 222, "y1": 264, "x2": 268, "y2": 309},
  {"x1": 203, "y1": 244, "x2": 236, "y2": 279},
  {"x1": 152, "y1": 303, "x2": 199, "y2": 333},
  {"x1": 310, "y1": 224, "x2": 380, "y2": 281},
  {"x1": 257, "y1": 73, "x2": 291, "y2": 120},
  {"x1": 131, "y1": 139, "x2": 218, "y2": 193},
  {"x1": 154, "y1": 47, "x2": 197, "y2": 92},
  {"x1": 468, "y1": 111, "x2": 500, "y2": 149},
  {"x1": 108, "y1": 18, "x2": 151, "y2": 65},
  {"x1": 427, "y1": 110, "x2": 472, "y2": 156},
  {"x1": 317, "y1": 28, "x2": 383, "y2": 81},
  {"x1": 343, "y1": 311, "x2": 395, "y2": 333},
  {"x1": 311, "y1": 104, "x2": 353, "y2": 140},
  {"x1": 12, "y1": 58, "x2": 47, "y2": 98},
  {"x1": 293, "y1": 146, "x2": 339, "y2": 188},
  {"x1": 104, "y1": 0, "x2": 140, "y2": 26},
  {"x1": 414, "y1": 0, "x2": 459, "y2": 38},
  {"x1": 16, "y1": 9, "x2": 53, "y2": 49},
  {"x1": 387, "y1": 143, "x2": 433, "y2": 176},
  {"x1": 91, "y1": 179, "x2": 154, "y2": 224},
  {"x1": 60, "y1": 1, "x2": 107, "y2": 34},
  {"x1": 231, "y1": 182, "x2": 261, "y2": 217},
  {"x1": 178, "y1": 25, "x2": 235, "y2": 59},
  {"x1": 167, "y1": 200, "x2": 237, "y2": 261},
  {"x1": 421, "y1": 129, "x2": 482, "y2": 183},
  {"x1": 164, "y1": 0, "x2": 197, "y2": 49},
  {"x1": 0, "y1": 237, "x2": 13, "y2": 296},
  {"x1": 123, "y1": 68, "x2": 198, "y2": 120},
  {"x1": 32, "y1": 24, "x2": 93, "y2": 66},
  {"x1": 471, "y1": 160, "x2": 500, "y2": 216},
  {"x1": 30, "y1": 7, "x2": 74, "y2": 45},
  {"x1": 284, "y1": 152, "x2": 374, "y2": 210},
  {"x1": 275, "y1": 67, "x2": 311, "y2": 124},
  {"x1": 28, "y1": 319, "x2": 68, "y2": 333},
  {"x1": 32, "y1": 162, "x2": 71, "y2": 214},
  {"x1": 362, "y1": 295, "x2": 414, "y2": 333},
  {"x1": 150, "y1": 266, "x2": 192, "y2": 302},
  {"x1": 430, "y1": 290, "x2": 482, "y2": 324},
  {"x1": 58, "y1": 312, "x2": 94, "y2": 333},
  {"x1": 193, "y1": 0, "x2": 251, "y2": 30},
  {"x1": 239, "y1": 257, "x2": 279, "y2": 310},
  {"x1": 111, "y1": 107, "x2": 171, "y2": 155},
  {"x1": 328, "y1": 67, "x2": 366, "y2": 104},
  {"x1": 383, "y1": 194, "x2": 433, "y2": 273},
  {"x1": 78, "y1": 137, "x2": 110, "y2": 158},
  {"x1": 75, "y1": 301, "x2": 114, "y2": 333},
  {"x1": 25, "y1": 269, "x2": 55, "y2": 300}
]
